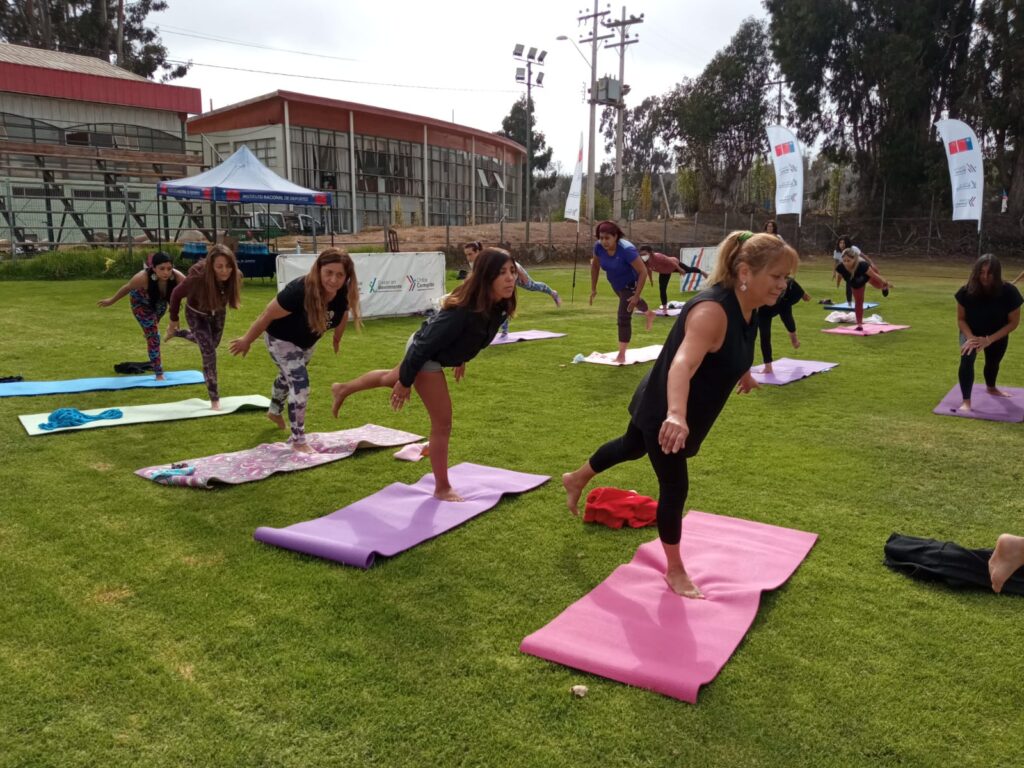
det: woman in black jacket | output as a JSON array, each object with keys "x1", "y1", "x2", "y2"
[{"x1": 331, "y1": 247, "x2": 517, "y2": 501}]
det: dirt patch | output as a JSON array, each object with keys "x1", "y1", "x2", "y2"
[{"x1": 90, "y1": 586, "x2": 133, "y2": 604}]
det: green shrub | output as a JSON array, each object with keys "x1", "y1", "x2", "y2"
[{"x1": 0, "y1": 246, "x2": 184, "y2": 281}]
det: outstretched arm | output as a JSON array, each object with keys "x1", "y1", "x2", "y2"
[
  {"x1": 229, "y1": 298, "x2": 290, "y2": 356},
  {"x1": 97, "y1": 270, "x2": 145, "y2": 307}
]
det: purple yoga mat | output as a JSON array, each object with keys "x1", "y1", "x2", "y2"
[
  {"x1": 750, "y1": 358, "x2": 837, "y2": 386},
  {"x1": 520, "y1": 511, "x2": 817, "y2": 703},
  {"x1": 253, "y1": 462, "x2": 549, "y2": 568},
  {"x1": 821, "y1": 323, "x2": 909, "y2": 336},
  {"x1": 932, "y1": 384, "x2": 1024, "y2": 422},
  {"x1": 135, "y1": 424, "x2": 422, "y2": 488},
  {"x1": 490, "y1": 329, "x2": 567, "y2": 345}
]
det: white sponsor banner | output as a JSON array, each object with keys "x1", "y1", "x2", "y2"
[
  {"x1": 276, "y1": 251, "x2": 446, "y2": 319},
  {"x1": 935, "y1": 118, "x2": 983, "y2": 232},
  {"x1": 765, "y1": 125, "x2": 804, "y2": 224},
  {"x1": 564, "y1": 133, "x2": 584, "y2": 222},
  {"x1": 678, "y1": 246, "x2": 718, "y2": 292}
]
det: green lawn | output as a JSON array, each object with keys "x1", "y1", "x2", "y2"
[{"x1": 1, "y1": 260, "x2": 1022, "y2": 767}]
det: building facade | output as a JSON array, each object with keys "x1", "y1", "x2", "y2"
[
  {"x1": 187, "y1": 91, "x2": 527, "y2": 233},
  {"x1": 0, "y1": 43, "x2": 203, "y2": 249}
]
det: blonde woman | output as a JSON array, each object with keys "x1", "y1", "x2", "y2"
[
  {"x1": 564, "y1": 231, "x2": 798, "y2": 598},
  {"x1": 229, "y1": 248, "x2": 361, "y2": 452}
]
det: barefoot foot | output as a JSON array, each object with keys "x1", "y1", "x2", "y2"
[
  {"x1": 645, "y1": 309, "x2": 655, "y2": 332},
  {"x1": 331, "y1": 382, "x2": 352, "y2": 417},
  {"x1": 210, "y1": 400, "x2": 221, "y2": 411},
  {"x1": 989, "y1": 534, "x2": 1024, "y2": 593},
  {"x1": 291, "y1": 442, "x2": 315, "y2": 454},
  {"x1": 267, "y1": 411, "x2": 286, "y2": 429},
  {"x1": 789, "y1": 332, "x2": 801, "y2": 350},
  {"x1": 957, "y1": 401, "x2": 972, "y2": 412},
  {"x1": 761, "y1": 364, "x2": 774, "y2": 375},
  {"x1": 434, "y1": 486, "x2": 464, "y2": 502},
  {"x1": 987, "y1": 387, "x2": 1013, "y2": 398},
  {"x1": 613, "y1": 355, "x2": 627, "y2": 365},
  {"x1": 155, "y1": 374, "x2": 166, "y2": 381},
  {"x1": 664, "y1": 569, "x2": 704, "y2": 599}
]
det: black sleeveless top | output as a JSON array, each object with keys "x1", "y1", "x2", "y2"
[{"x1": 629, "y1": 283, "x2": 757, "y2": 457}]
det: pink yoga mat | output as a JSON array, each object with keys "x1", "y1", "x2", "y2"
[
  {"x1": 750, "y1": 358, "x2": 837, "y2": 386},
  {"x1": 932, "y1": 384, "x2": 1024, "y2": 422},
  {"x1": 136, "y1": 424, "x2": 422, "y2": 488},
  {"x1": 583, "y1": 345, "x2": 663, "y2": 366},
  {"x1": 520, "y1": 511, "x2": 817, "y2": 703},
  {"x1": 254, "y1": 462, "x2": 549, "y2": 568},
  {"x1": 490, "y1": 330, "x2": 567, "y2": 345},
  {"x1": 821, "y1": 323, "x2": 909, "y2": 336}
]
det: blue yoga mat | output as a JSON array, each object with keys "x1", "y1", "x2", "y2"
[
  {"x1": 823, "y1": 301, "x2": 879, "y2": 311},
  {"x1": 0, "y1": 370, "x2": 204, "y2": 397}
]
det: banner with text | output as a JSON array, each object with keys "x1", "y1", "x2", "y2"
[
  {"x1": 765, "y1": 125, "x2": 804, "y2": 224},
  {"x1": 276, "y1": 251, "x2": 446, "y2": 319},
  {"x1": 935, "y1": 118, "x2": 983, "y2": 232},
  {"x1": 563, "y1": 133, "x2": 584, "y2": 222}
]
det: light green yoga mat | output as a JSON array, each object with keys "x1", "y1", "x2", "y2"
[{"x1": 19, "y1": 395, "x2": 272, "y2": 436}]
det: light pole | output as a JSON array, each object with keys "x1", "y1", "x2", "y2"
[{"x1": 513, "y1": 44, "x2": 545, "y2": 246}]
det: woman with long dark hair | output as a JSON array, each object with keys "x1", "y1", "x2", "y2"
[
  {"x1": 331, "y1": 247, "x2": 517, "y2": 501},
  {"x1": 167, "y1": 244, "x2": 243, "y2": 409},
  {"x1": 954, "y1": 254, "x2": 1022, "y2": 411},
  {"x1": 97, "y1": 251, "x2": 186, "y2": 380},
  {"x1": 564, "y1": 231, "x2": 798, "y2": 598},
  {"x1": 230, "y1": 248, "x2": 362, "y2": 451}
]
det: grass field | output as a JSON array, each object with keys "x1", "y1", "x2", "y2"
[{"x1": 1, "y1": 259, "x2": 1023, "y2": 767}]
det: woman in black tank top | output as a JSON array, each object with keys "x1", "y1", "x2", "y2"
[{"x1": 563, "y1": 231, "x2": 799, "y2": 598}]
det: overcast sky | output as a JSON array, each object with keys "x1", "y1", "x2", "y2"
[{"x1": 153, "y1": 0, "x2": 767, "y2": 171}]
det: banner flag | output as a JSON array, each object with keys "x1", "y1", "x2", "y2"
[
  {"x1": 935, "y1": 118, "x2": 983, "y2": 232},
  {"x1": 765, "y1": 125, "x2": 804, "y2": 224},
  {"x1": 564, "y1": 133, "x2": 584, "y2": 222}
]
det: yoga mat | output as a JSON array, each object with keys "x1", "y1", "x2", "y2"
[
  {"x1": 824, "y1": 311, "x2": 885, "y2": 324},
  {"x1": 932, "y1": 384, "x2": 1024, "y2": 422},
  {"x1": 821, "y1": 324, "x2": 909, "y2": 336},
  {"x1": 20, "y1": 395, "x2": 272, "y2": 435},
  {"x1": 490, "y1": 330, "x2": 567, "y2": 345},
  {"x1": 136, "y1": 424, "x2": 423, "y2": 488},
  {"x1": 635, "y1": 307, "x2": 682, "y2": 317},
  {"x1": 0, "y1": 370, "x2": 204, "y2": 398},
  {"x1": 253, "y1": 462, "x2": 549, "y2": 568},
  {"x1": 582, "y1": 345, "x2": 663, "y2": 366},
  {"x1": 823, "y1": 301, "x2": 878, "y2": 311},
  {"x1": 520, "y1": 511, "x2": 817, "y2": 703},
  {"x1": 394, "y1": 442, "x2": 429, "y2": 462},
  {"x1": 750, "y1": 358, "x2": 837, "y2": 386}
]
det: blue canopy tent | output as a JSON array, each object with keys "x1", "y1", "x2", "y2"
[{"x1": 156, "y1": 145, "x2": 332, "y2": 252}]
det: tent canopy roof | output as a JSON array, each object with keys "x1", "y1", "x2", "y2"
[{"x1": 158, "y1": 145, "x2": 331, "y2": 206}]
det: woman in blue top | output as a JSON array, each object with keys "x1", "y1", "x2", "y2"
[{"x1": 590, "y1": 220, "x2": 655, "y2": 364}]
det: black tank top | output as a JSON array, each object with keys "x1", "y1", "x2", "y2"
[{"x1": 629, "y1": 283, "x2": 757, "y2": 457}]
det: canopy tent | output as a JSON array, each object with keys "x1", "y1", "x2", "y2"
[{"x1": 156, "y1": 145, "x2": 331, "y2": 248}]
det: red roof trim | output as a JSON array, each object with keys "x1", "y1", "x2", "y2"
[
  {"x1": 0, "y1": 62, "x2": 202, "y2": 114},
  {"x1": 188, "y1": 90, "x2": 525, "y2": 157}
]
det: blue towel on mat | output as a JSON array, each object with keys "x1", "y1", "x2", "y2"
[{"x1": 38, "y1": 408, "x2": 124, "y2": 431}]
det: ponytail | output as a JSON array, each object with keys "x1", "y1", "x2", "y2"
[{"x1": 709, "y1": 231, "x2": 798, "y2": 289}]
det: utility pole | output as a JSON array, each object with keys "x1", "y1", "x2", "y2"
[
  {"x1": 578, "y1": 2, "x2": 612, "y2": 226},
  {"x1": 513, "y1": 45, "x2": 546, "y2": 246},
  {"x1": 604, "y1": 7, "x2": 643, "y2": 223}
]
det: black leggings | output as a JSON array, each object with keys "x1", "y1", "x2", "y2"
[
  {"x1": 958, "y1": 336, "x2": 1009, "y2": 400},
  {"x1": 758, "y1": 306, "x2": 797, "y2": 364},
  {"x1": 659, "y1": 273, "x2": 672, "y2": 307},
  {"x1": 588, "y1": 421, "x2": 689, "y2": 545}
]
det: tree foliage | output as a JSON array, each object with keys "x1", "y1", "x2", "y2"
[
  {"x1": 0, "y1": 0, "x2": 188, "y2": 81},
  {"x1": 663, "y1": 18, "x2": 773, "y2": 208},
  {"x1": 765, "y1": 0, "x2": 974, "y2": 210},
  {"x1": 498, "y1": 95, "x2": 556, "y2": 220}
]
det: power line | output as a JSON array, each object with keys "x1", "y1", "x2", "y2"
[
  {"x1": 168, "y1": 60, "x2": 519, "y2": 94},
  {"x1": 159, "y1": 26, "x2": 359, "y2": 63}
]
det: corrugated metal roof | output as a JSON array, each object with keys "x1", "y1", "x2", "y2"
[{"x1": 0, "y1": 42, "x2": 149, "y2": 82}]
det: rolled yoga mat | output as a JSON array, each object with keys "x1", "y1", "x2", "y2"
[
  {"x1": 0, "y1": 370, "x2": 204, "y2": 398},
  {"x1": 20, "y1": 395, "x2": 272, "y2": 435},
  {"x1": 490, "y1": 330, "x2": 567, "y2": 345},
  {"x1": 520, "y1": 511, "x2": 817, "y2": 703},
  {"x1": 821, "y1": 324, "x2": 909, "y2": 336},
  {"x1": 932, "y1": 384, "x2": 1024, "y2": 422},
  {"x1": 253, "y1": 462, "x2": 549, "y2": 568},
  {"x1": 136, "y1": 424, "x2": 423, "y2": 488},
  {"x1": 750, "y1": 358, "x2": 838, "y2": 386},
  {"x1": 582, "y1": 345, "x2": 663, "y2": 366}
]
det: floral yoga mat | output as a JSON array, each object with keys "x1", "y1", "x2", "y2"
[{"x1": 135, "y1": 424, "x2": 423, "y2": 488}]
